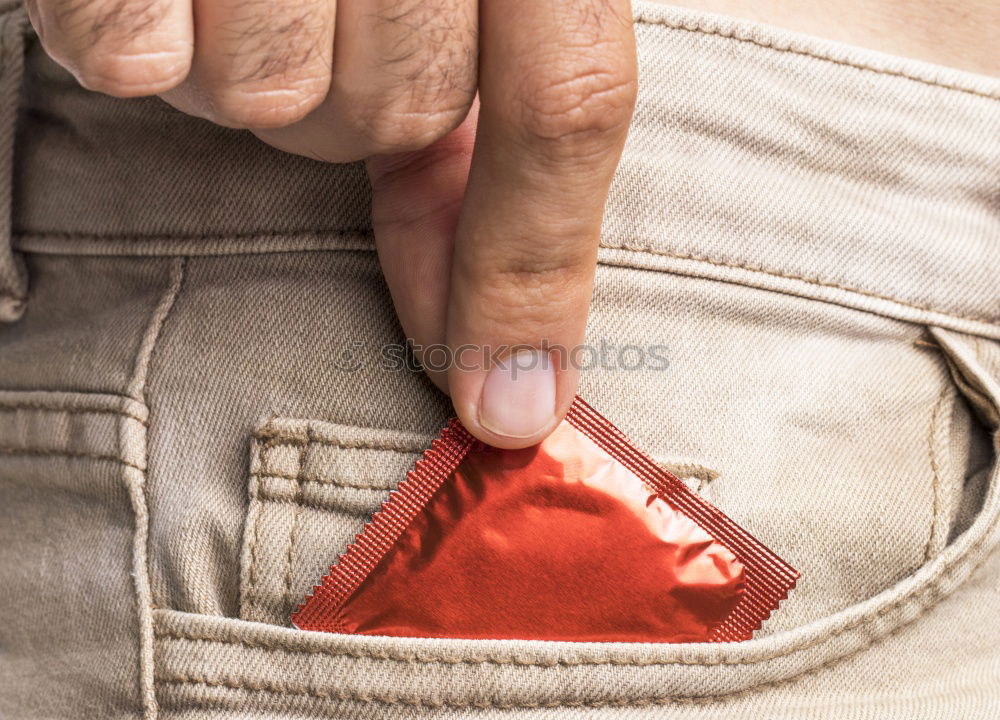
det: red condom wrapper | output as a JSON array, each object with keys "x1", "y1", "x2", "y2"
[{"x1": 293, "y1": 396, "x2": 798, "y2": 642}]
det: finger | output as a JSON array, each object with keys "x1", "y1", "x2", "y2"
[
  {"x1": 446, "y1": 0, "x2": 637, "y2": 448},
  {"x1": 254, "y1": 0, "x2": 477, "y2": 162},
  {"x1": 26, "y1": 0, "x2": 193, "y2": 97},
  {"x1": 160, "y1": 0, "x2": 335, "y2": 129},
  {"x1": 367, "y1": 101, "x2": 478, "y2": 390}
]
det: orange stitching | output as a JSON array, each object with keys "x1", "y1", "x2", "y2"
[
  {"x1": 0, "y1": 446, "x2": 144, "y2": 470},
  {"x1": 603, "y1": 241, "x2": 1000, "y2": 326},
  {"x1": 634, "y1": 16, "x2": 1000, "y2": 103},
  {"x1": 0, "y1": 403, "x2": 148, "y2": 426}
]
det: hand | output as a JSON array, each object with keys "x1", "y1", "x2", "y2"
[{"x1": 27, "y1": 0, "x2": 638, "y2": 448}]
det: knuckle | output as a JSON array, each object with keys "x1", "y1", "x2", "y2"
[
  {"x1": 208, "y1": 3, "x2": 333, "y2": 127},
  {"x1": 474, "y1": 271, "x2": 582, "y2": 330},
  {"x1": 213, "y1": 79, "x2": 328, "y2": 128},
  {"x1": 333, "y1": 5, "x2": 477, "y2": 153},
  {"x1": 75, "y1": 46, "x2": 191, "y2": 96},
  {"x1": 518, "y1": 58, "x2": 636, "y2": 149},
  {"x1": 460, "y1": 249, "x2": 591, "y2": 325},
  {"x1": 42, "y1": 0, "x2": 188, "y2": 96},
  {"x1": 222, "y1": 4, "x2": 331, "y2": 85},
  {"x1": 351, "y1": 96, "x2": 472, "y2": 153}
]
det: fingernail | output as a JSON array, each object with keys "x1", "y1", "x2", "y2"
[{"x1": 478, "y1": 349, "x2": 556, "y2": 439}]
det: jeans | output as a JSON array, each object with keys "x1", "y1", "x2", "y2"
[{"x1": 1, "y1": 1, "x2": 999, "y2": 717}]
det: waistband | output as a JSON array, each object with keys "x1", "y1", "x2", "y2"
[{"x1": 3, "y1": 1, "x2": 1000, "y2": 337}]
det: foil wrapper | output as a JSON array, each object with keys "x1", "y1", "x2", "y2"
[{"x1": 293, "y1": 396, "x2": 798, "y2": 642}]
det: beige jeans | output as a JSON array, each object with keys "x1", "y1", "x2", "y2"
[{"x1": 1, "y1": 1, "x2": 999, "y2": 717}]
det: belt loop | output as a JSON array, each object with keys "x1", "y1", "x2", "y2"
[{"x1": 0, "y1": 4, "x2": 27, "y2": 322}]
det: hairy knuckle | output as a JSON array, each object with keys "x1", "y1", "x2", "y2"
[
  {"x1": 334, "y1": 0, "x2": 476, "y2": 152},
  {"x1": 223, "y1": 4, "x2": 330, "y2": 84},
  {"x1": 44, "y1": 0, "x2": 172, "y2": 44}
]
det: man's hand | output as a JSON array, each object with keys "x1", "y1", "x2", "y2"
[{"x1": 27, "y1": 0, "x2": 637, "y2": 448}]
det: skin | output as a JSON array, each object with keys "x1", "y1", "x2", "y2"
[{"x1": 24, "y1": 0, "x2": 997, "y2": 449}]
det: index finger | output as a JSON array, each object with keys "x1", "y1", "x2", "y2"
[{"x1": 446, "y1": 0, "x2": 637, "y2": 447}]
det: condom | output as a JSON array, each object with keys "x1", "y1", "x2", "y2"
[{"x1": 293, "y1": 396, "x2": 798, "y2": 642}]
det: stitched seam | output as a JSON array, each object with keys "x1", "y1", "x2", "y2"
[
  {"x1": 14, "y1": 228, "x2": 373, "y2": 243},
  {"x1": 152, "y1": 516, "x2": 997, "y2": 669},
  {"x1": 0, "y1": 403, "x2": 149, "y2": 426},
  {"x1": 13, "y1": 230, "x2": 996, "y2": 326},
  {"x1": 150, "y1": 543, "x2": 992, "y2": 709},
  {"x1": 283, "y1": 442, "x2": 310, "y2": 623},
  {"x1": 604, "y1": 242, "x2": 1000, "y2": 326},
  {"x1": 253, "y1": 470, "x2": 394, "y2": 491},
  {"x1": 925, "y1": 386, "x2": 949, "y2": 561},
  {"x1": 129, "y1": 257, "x2": 186, "y2": 400},
  {"x1": 129, "y1": 256, "x2": 186, "y2": 720},
  {"x1": 634, "y1": 16, "x2": 1000, "y2": 103},
  {"x1": 254, "y1": 435, "x2": 424, "y2": 455},
  {"x1": 0, "y1": 446, "x2": 145, "y2": 470},
  {"x1": 244, "y1": 441, "x2": 268, "y2": 620},
  {"x1": 148, "y1": 566, "x2": 968, "y2": 710},
  {"x1": 255, "y1": 493, "x2": 373, "y2": 517}
]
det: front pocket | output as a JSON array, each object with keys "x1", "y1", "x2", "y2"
[
  {"x1": 237, "y1": 419, "x2": 730, "y2": 630},
  {"x1": 0, "y1": 390, "x2": 153, "y2": 718},
  {"x1": 150, "y1": 319, "x2": 1000, "y2": 717},
  {"x1": 203, "y1": 310, "x2": 1000, "y2": 717},
  {"x1": 238, "y1": 420, "x2": 430, "y2": 626},
  {"x1": 160, "y1": 326, "x2": 999, "y2": 712}
]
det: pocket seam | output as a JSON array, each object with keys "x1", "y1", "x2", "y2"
[
  {"x1": 238, "y1": 415, "x2": 999, "y2": 665},
  {"x1": 162, "y1": 520, "x2": 998, "y2": 671},
  {"x1": 224, "y1": 483, "x2": 1000, "y2": 669},
  {"x1": 282, "y1": 443, "x2": 310, "y2": 623},
  {"x1": 0, "y1": 403, "x2": 150, "y2": 426},
  {"x1": 600, "y1": 243, "x2": 1000, "y2": 327},
  {"x1": 151, "y1": 562, "x2": 989, "y2": 708},
  {"x1": 255, "y1": 436, "x2": 426, "y2": 455},
  {"x1": 0, "y1": 446, "x2": 145, "y2": 470},
  {"x1": 251, "y1": 469, "x2": 404, "y2": 491},
  {"x1": 223, "y1": 345, "x2": 997, "y2": 704},
  {"x1": 242, "y1": 442, "x2": 270, "y2": 622},
  {"x1": 924, "y1": 384, "x2": 951, "y2": 560}
]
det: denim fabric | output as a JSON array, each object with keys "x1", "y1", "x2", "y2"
[{"x1": 1, "y1": 1, "x2": 999, "y2": 718}]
